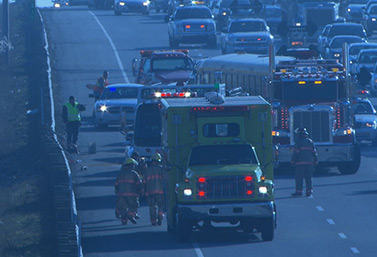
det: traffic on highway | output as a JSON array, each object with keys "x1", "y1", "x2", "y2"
[{"x1": 38, "y1": 0, "x2": 377, "y2": 256}]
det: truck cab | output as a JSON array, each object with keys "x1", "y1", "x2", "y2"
[
  {"x1": 132, "y1": 49, "x2": 195, "y2": 85},
  {"x1": 160, "y1": 94, "x2": 276, "y2": 242}
]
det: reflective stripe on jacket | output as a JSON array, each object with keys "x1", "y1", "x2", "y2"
[
  {"x1": 291, "y1": 137, "x2": 318, "y2": 166},
  {"x1": 65, "y1": 102, "x2": 81, "y2": 122},
  {"x1": 115, "y1": 167, "x2": 143, "y2": 197},
  {"x1": 143, "y1": 164, "x2": 164, "y2": 196}
]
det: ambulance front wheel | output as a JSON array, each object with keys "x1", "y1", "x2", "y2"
[
  {"x1": 176, "y1": 210, "x2": 192, "y2": 242},
  {"x1": 260, "y1": 217, "x2": 274, "y2": 241}
]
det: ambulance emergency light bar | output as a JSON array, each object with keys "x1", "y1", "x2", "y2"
[{"x1": 190, "y1": 106, "x2": 249, "y2": 113}]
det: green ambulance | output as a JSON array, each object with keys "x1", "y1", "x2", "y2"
[{"x1": 159, "y1": 93, "x2": 276, "y2": 242}]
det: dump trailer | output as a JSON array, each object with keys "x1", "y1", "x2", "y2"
[{"x1": 160, "y1": 94, "x2": 276, "y2": 242}]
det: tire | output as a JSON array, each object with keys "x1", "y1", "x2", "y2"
[
  {"x1": 176, "y1": 209, "x2": 192, "y2": 242},
  {"x1": 337, "y1": 143, "x2": 361, "y2": 175},
  {"x1": 114, "y1": 9, "x2": 121, "y2": 15},
  {"x1": 260, "y1": 217, "x2": 274, "y2": 242}
]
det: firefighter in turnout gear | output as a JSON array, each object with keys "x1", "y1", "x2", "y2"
[
  {"x1": 143, "y1": 153, "x2": 165, "y2": 226},
  {"x1": 62, "y1": 96, "x2": 86, "y2": 153},
  {"x1": 291, "y1": 128, "x2": 318, "y2": 197},
  {"x1": 115, "y1": 158, "x2": 143, "y2": 225}
]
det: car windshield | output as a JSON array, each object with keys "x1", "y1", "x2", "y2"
[
  {"x1": 229, "y1": 21, "x2": 266, "y2": 32},
  {"x1": 189, "y1": 144, "x2": 258, "y2": 166},
  {"x1": 353, "y1": 101, "x2": 375, "y2": 114},
  {"x1": 349, "y1": 45, "x2": 377, "y2": 55},
  {"x1": 151, "y1": 57, "x2": 194, "y2": 71},
  {"x1": 370, "y1": 5, "x2": 377, "y2": 14},
  {"x1": 101, "y1": 87, "x2": 138, "y2": 99},
  {"x1": 174, "y1": 8, "x2": 213, "y2": 19},
  {"x1": 349, "y1": 0, "x2": 367, "y2": 3},
  {"x1": 358, "y1": 52, "x2": 377, "y2": 63},
  {"x1": 330, "y1": 37, "x2": 362, "y2": 48},
  {"x1": 264, "y1": 8, "x2": 281, "y2": 17},
  {"x1": 328, "y1": 25, "x2": 365, "y2": 38}
]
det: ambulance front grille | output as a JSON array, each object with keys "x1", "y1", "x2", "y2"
[{"x1": 197, "y1": 176, "x2": 253, "y2": 199}]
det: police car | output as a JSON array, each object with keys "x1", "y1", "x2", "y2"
[
  {"x1": 352, "y1": 96, "x2": 377, "y2": 145},
  {"x1": 92, "y1": 84, "x2": 145, "y2": 129}
]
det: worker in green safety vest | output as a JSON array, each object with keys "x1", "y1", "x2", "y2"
[{"x1": 62, "y1": 96, "x2": 86, "y2": 153}]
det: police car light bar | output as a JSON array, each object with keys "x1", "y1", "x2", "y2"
[{"x1": 153, "y1": 91, "x2": 193, "y2": 98}]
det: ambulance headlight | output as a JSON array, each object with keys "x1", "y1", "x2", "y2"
[
  {"x1": 154, "y1": 92, "x2": 162, "y2": 98},
  {"x1": 183, "y1": 188, "x2": 192, "y2": 196},
  {"x1": 258, "y1": 186, "x2": 268, "y2": 194},
  {"x1": 100, "y1": 105, "x2": 108, "y2": 112}
]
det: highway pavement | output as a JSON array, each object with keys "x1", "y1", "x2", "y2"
[{"x1": 39, "y1": 6, "x2": 377, "y2": 257}]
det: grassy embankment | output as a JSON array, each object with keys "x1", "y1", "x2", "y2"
[{"x1": 0, "y1": 2, "x2": 55, "y2": 256}]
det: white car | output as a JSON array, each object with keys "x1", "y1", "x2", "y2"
[
  {"x1": 93, "y1": 84, "x2": 145, "y2": 128},
  {"x1": 352, "y1": 97, "x2": 377, "y2": 145},
  {"x1": 352, "y1": 48, "x2": 377, "y2": 74}
]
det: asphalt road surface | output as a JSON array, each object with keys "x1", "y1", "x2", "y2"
[{"x1": 40, "y1": 6, "x2": 377, "y2": 257}]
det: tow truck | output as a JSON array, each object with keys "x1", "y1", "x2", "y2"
[
  {"x1": 271, "y1": 58, "x2": 361, "y2": 174},
  {"x1": 131, "y1": 49, "x2": 195, "y2": 85},
  {"x1": 160, "y1": 93, "x2": 276, "y2": 242}
]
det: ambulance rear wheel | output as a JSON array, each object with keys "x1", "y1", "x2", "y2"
[{"x1": 260, "y1": 217, "x2": 274, "y2": 241}]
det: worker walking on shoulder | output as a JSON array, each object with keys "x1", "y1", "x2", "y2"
[
  {"x1": 291, "y1": 128, "x2": 318, "y2": 197},
  {"x1": 143, "y1": 153, "x2": 165, "y2": 226},
  {"x1": 115, "y1": 158, "x2": 143, "y2": 225},
  {"x1": 94, "y1": 70, "x2": 109, "y2": 101},
  {"x1": 62, "y1": 96, "x2": 86, "y2": 153}
]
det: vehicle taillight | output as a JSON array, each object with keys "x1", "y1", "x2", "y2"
[
  {"x1": 185, "y1": 25, "x2": 191, "y2": 29},
  {"x1": 200, "y1": 24, "x2": 205, "y2": 28},
  {"x1": 198, "y1": 191, "x2": 205, "y2": 197},
  {"x1": 245, "y1": 176, "x2": 253, "y2": 197}
]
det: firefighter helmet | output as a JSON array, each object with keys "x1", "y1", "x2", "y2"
[
  {"x1": 125, "y1": 158, "x2": 138, "y2": 166},
  {"x1": 295, "y1": 128, "x2": 309, "y2": 135},
  {"x1": 152, "y1": 153, "x2": 162, "y2": 162}
]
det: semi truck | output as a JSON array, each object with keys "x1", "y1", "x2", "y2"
[{"x1": 159, "y1": 94, "x2": 276, "y2": 242}]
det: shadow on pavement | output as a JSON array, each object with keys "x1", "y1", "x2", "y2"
[
  {"x1": 77, "y1": 195, "x2": 116, "y2": 211},
  {"x1": 77, "y1": 178, "x2": 115, "y2": 187}
]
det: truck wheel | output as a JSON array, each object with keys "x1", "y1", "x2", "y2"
[
  {"x1": 337, "y1": 143, "x2": 361, "y2": 175},
  {"x1": 260, "y1": 217, "x2": 274, "y2": 241}
]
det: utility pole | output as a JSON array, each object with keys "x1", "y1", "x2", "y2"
[{"x1": 2, "y1": 0, "x2": 9, "y2": 65}]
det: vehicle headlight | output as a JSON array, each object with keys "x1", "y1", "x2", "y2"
[
  {"x1": 372, "y1": 17, "x2": 376, "y2": 22},
  {"x1": 334, "y1": 53, "x2": 340, "y2": 58},
  {"x1": 222, "y1": 11, "x2": 227, "y2": 16},
  {"x1": 143, "y1": 1, "x2": 150, "y2": 6},
  {"x1": 119, "y1": 1, "x2": 125, "y2": 5},
  {"x1": 366, "y1": 121, "x2": 377, "y2": 128},
  {"x1": 54, "y1": 2, "x2": 61, "y2": 7},
  {"x1": 347, "y1": 8, "x2": 351, "y2": 12},
  {"x1": 183, "y1": 188, "x2": 192, "y2": 196},
  {"x1": 258, "y1": 186, "x2": 268, "y2": 194},
  {"x1": 100, "y1": 105, "x2": 108, "y2": 112}
]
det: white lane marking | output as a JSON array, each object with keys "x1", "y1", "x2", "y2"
[
  {"x1": 316, "y1": 206, "x2": 324, "y2": 212},
  {"x1": 327, "y1": 218, "x2": 335, "y2": 225},
  {"x1": 88, "y1": 10, "x2": 129, "y2": 83},
  {"x1": 338, "y1": 233, "x2": 347, "y2": 239},
  {"x1": 350, "y1": 247, "x2": 360, "y2": 254},
  {"x1": 193, "y1": 242, "x2": 205, "y2": 257}
]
